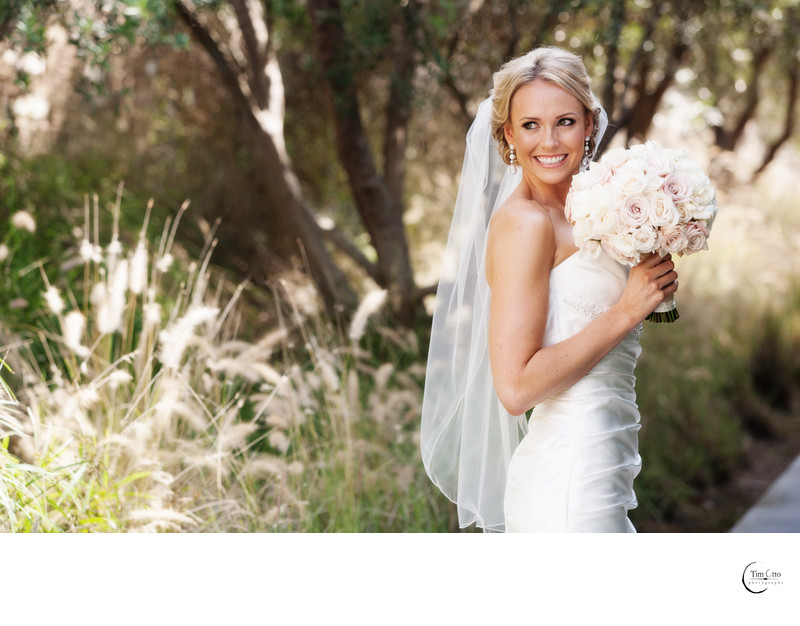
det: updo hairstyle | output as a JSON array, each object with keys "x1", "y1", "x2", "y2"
[{"x1": 490, "y1": 47, "x2": 602, "y2": 166}]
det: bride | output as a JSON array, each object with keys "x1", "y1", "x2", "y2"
[{"x1": 420, "y1": 47, "x2": 678, "y2": 532}]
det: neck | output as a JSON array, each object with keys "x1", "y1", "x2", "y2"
[{"x1": 521, "y1": 175, "x2": 573, "y2": 211}]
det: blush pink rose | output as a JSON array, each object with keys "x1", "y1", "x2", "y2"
[
  {"x1": 621, "y1": 193, "x2": 650, "y2": 227},
  {"x1": 684, "y1": 222, "x2": 709, "y2": 254},
  {"x1": 659, "y1": 225, "x2": 690, "y2": 255},
  {"x1": 662, "y1": 172, "x2": 694, "y2": 204}
]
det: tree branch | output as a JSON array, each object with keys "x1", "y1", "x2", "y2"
[
  {"x1": 714, "y1": 44, "x2": 773, "y2": 151},
  {"x1": 599, "y1": 0, "x2": 665, "y2": 152},
  {"x1": 230, "y1": 0, "x2": 270, "y2": 108},
  {"x1": 753, "y1": 63, "x2": 799, "y2": 178},
  {"x1": 414, "y1": 282, "x2": 438, "y2": 301},
  {"x1": 173, "y1": 1, "x2": 252, "y2": 117}
]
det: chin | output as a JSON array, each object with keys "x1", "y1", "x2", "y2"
[{"x1": 534, "y1": 167, "x2": 577, "y2": 185}]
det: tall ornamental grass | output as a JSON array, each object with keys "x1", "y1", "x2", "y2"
[{"x1": 0, "y1": 191, "x2": 449, "y2": 532}]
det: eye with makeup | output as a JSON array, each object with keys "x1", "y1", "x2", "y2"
[{"x1": 521, "y1": 117, "x2": 577, "y2": 130}]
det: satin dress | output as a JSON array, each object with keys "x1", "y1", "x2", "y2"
[{"x1": 503, "y1": 249, "x2": 644, "y2": 532}]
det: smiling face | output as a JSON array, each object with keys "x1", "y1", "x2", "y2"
[{"x1": 504, "y1": 79, "x2": 593, "y2": 194}]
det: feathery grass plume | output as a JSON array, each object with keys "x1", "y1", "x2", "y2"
[
  {"x1": 62, "y1": 311, "x2": 90, "y2": 357},
  {"x1": 0, "y1": 193, "x2": 314, "y2": 532},
  {"x1": 44, "y1": 286, "x2": 65, "y2": 315},
  {"x1": 11, "y1": 210, "x2": 36, "y2": 233},
  {"x1": 158, "y1": 306, "x2": 219, "y2": 369},
  {"x1": 348, "y1": 289, "x2": 387, "y2": 342},
  {"x1": 0, "y1": 187, "x2": 451, "y2": 532},
  {"x1": 128, "y1": 239, "x2": 148, "y2": 295}
]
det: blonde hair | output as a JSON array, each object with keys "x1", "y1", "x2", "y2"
[{"x1": 490, "y1": 47, "x2": 602, "y2": 165}]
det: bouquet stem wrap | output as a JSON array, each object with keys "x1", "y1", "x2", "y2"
[{"x1": 647, "y1": 294, "x2": 679, "y2": 323}]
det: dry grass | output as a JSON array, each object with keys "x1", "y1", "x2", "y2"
[{"x1": 0, "y1": 190, "x2": 447, "y2": 532}]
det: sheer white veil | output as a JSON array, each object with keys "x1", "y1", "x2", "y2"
[{"x1": 420, "y1": 94, "x2": 608, "y2": 532}]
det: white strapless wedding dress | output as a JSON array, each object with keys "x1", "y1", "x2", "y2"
[{"x1": 503, "y1": 249, "x2": 644, "y2": 532}]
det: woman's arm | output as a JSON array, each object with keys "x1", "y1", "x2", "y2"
[{"x1": 486, "y1": 202, "x2": 677, "y2": 416}]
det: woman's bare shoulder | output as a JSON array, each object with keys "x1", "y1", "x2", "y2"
[
  {"x1": 488, "y1": 196, "x2": 555, "y2": 249},
  {"x1": 486, "y1": 196, "x2": 556, "y2": 285}
]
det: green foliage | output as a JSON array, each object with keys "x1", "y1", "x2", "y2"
[
  {"x1": 631, "y1": 221, "x2": 800, "y2": 530},
  {"x1": 632, "y1": 314, "x2": 747, "y2": 525},
  {"x1": 0, "y1": 149, "x2": 136, "y2": 329},
  {"x1": 1, "y1": 1, "x2": 58, "y2": 49}
]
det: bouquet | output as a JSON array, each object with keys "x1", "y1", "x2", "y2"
[{"x1": 565, "y1": 141, "x2": 718, "y2": 323}]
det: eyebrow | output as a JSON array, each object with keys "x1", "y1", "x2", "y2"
[{"x1": 518, "y1": 112, "x2": 580, "y2": 122}]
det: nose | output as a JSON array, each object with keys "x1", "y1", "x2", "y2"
[{"x1": 542, "y1": 125, "x2": 559, "y2": 149}]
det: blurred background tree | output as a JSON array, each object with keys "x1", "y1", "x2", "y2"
[{"x1": 2, "y1": 0, "x2": 797, "y2": 324}]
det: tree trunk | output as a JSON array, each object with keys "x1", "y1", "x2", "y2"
[
  {"x1": 597, "y1": 0, "x2": 667, "y2": 154},
  {"x1": 174, "y1": 0, "x2": 357, "y2": 315},
  {"x1": 752, "y1": 8, "x2": 799, "y2": 179},
  {"x1": 625, "y1": 38, "x2": 688, "y2": 142},
  {"x1": 753, "y1": 63, "x2": 798, "y2": 179},
  {"x1": 601, "y1": 0, "x2": 625, "y2": 121},
  {"x1": 714, "y1": 45, "x2": 773, "y2": 151},
  {"x1": 307, "y1": 0, "x2": 419, "y2": 325}
]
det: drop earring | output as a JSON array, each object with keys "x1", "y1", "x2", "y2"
[
  {"x1": 509, "y1": 145, "x2": 517, "y2": 174},
  {"x1": 580, "y1": 136, "x2": 591, "y2": 171}
]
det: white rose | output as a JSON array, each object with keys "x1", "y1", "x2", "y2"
[
  {"x1": 593, "y1": 201, "x2": 621, "y2": 235},
  {"x1": 692, "y1": 179, "x2": 716, "y2": 207},
  {"x1": 632, "y1": 226, "x2": 659, "y2": 255},
  {"x1": 570, "y1": 170, "x2": 591, "y2": 194},
  {"x1": 602, "y1": 231, "x2": 638, "y2": 264},
  {"x1": 685, "y1": 200, "x2": 715, "y2": 221},
  {"x1": 627, "y1": 144, "x2": 647, "y2": 159},
  {"x1": 643, "y1": 172, "x2": 665, "y2": 192},
  {"x1": 571, "y1": 216, "x2": 595, "y2": 245},
  {"x1": 573, "y1": 161, "x2": 612, "y2": 191},
  {"x1": 663, "y1": 147, "x2": 686, "y2": 162},
  {"x1": 615, "y1": 167, "x2": 650, "y2": 197},
  {"x1": 643, "y1": 149, "x2": 673, "y2": 178},
  {"x1": 600, "y1": 147, "x2": 632, "y2": 171},
  {"x1": 648, "y1": 191, "x2": 680, "y2": 227},
  {"x1": 565, "y1": 188, "x2": 593, "y2": 222},
  {"x1": 675, "y1": 201, "x2": 693, "y2": 222}
]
